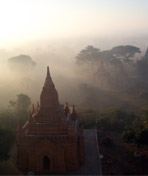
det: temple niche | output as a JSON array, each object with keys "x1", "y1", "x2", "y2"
[{"x1": 16, "y1": 66, "x2": 84, "y2": 174}]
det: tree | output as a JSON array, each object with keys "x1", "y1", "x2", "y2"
[
  {"x1": 76, "y1": 45, "x2": 100, "y2": 65},
  {"x1": 8, "y1": 55, "x2": 36, "y2": 71},
  {"x1": 0, "y1": 129, "x2": 15, "y2": 161},
  {"x1": 10, "y1": 94, "x2": 31, "y2": 113},
  {"x1": 0, "y1": 109, "x2": 17, "y2": 132},
  {"x1": 110, "y1": 45, "x2": 141, "y2": 60},
  {"x1": 76, "y1": 45, "x2": 141, "y2": 66},
  {"x1": 76, "y1": 45, "x2": 141, "y2": 89},
  {"x1": 122, "y1": 121, "x2": 148, "y2": 150},
  {"x1": 9, "y1": 94, "x2": 31, "y2": 125},
  {"x1": 97, "y1": 108, "x2": 137, "y2": 132}
]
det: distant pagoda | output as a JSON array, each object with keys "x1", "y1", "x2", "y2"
[{"x1": 16, "y1": 66, "x2": 84, "y2": 174}]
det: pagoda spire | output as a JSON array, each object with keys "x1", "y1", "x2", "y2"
[
  {"x1": 44, "y1": 66, "x2": 54, "y2": 88},
  {"x1": 64, "y1": 102, "x2": 69, "y2": 116},
  {"x1": 32, "y1": 104, "x2": 35, "y2": 114},
  {"x1": 37, "y1": 102, "x2": 40, "y2": 111},
  {"x1": 71, "y1": 105, "x2": 75, "y2": 114},
  {"x1": 70, "y1": 104, "x2": 77, "y2": 120},
  {"x1": 40, "y1": 66, "x2": 59, "y2": 110},
  {"x1": 47, "y1": 66, "x2": 50, "y2": 77}
]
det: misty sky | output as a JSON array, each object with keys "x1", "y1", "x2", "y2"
[{"x1": 0, "y1": 0, "x2": 148, "y2": 48}]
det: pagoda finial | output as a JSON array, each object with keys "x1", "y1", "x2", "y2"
[
  {"x1": 47, "y1": 66, "x2": 50, "y2": 77},
  {"x1": 71, "y1": 104, "x2": 75, "y2": 113},
  {"x1": 64, "y1": 102, "x2": 69, "y2": 116},
  {"x1": 37, "y1": 102, "x2": 40, "y2": 111},
  {"x1": 32, "y1": 104, "x2": 35, "y2": 114},
  {"x1": 70, "y1": 104, "x2": 77, "y2": 120}
]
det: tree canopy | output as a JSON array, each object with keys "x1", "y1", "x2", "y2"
[
  {"x1": 10, "y1": 94, "x2": 31, "y2": 113},
  {"x1": 122, "y1": 120, "x2": 148, "y2": 150},
  {"x1": 76, "y1": 45, "x2": 141, "y2": 66},
  {"x1": 8, "y1": 55, "x2": 36, "y2": 71},
  {"x1": 110, "y1": 45, "x2": 141, "y2": 59},
  {"x1": 76, "y1": 45, "x2": 100, "y2": 65},
  {"x1": 9, "y1": 94, "x2": 31, "y2": 125}
]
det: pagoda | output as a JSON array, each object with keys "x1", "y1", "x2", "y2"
[{"x1": 16, "y1": 66, "x2": 84, "y2": 174}]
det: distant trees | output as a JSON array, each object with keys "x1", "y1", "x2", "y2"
[
  {"x1": 0, "y1": 94, "x2": 31, "y2": 161},
  {"x1": 9, "y1": 94, "x2": 31, "y2": 125},
  {"x1": 76, "y1": 45, "x2": 100, "y2": 66},
  {"x1": 78, "y1": 108, "x2": 138, "y2": 131},
  {"x1": 8, "y1": 55, "x2": 36, "y2": 71},
  {"x1": 97, "y1": 108, "x2": 137, "y2": 132},
  {"x1": 76, "y1": 45, "x2": 141, "y2": 66},
  {"x1": 76, "y1": 45, "x2": 141, "y2": 90},
  {"x1": 137, "y1": 49, "x2": 148, "y2": 79},
  {"x1": 9, "y1": 94, "x2": 31, "y2": 113},
  {"x1": 78, "y1": 109, "x2": 97, "y2": 128},
  {"x1": 110, "y1": 45, "x2": 141, "y2": 61}
]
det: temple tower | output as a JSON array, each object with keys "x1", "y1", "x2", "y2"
[{"x1": 16, "y1": 67, "x2": 84, "y2": 174}]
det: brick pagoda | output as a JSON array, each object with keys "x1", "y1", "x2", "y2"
[{"x1": 16, "y1": 66, "x2": 84, "y2": 174}]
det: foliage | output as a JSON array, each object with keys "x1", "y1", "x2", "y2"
[
  {"x1": 97, "y1": 108, "x2": 137, "y2": 132},
  {"x1": 8, "y1": 55, "x2": 36, "y2": 71},
  {"x1": 0, "y1": 94, "x2": 31, "y2": 161},
  {"x1": 75, "y1": 44, "x2": 144, "y2": 96},
  {"x1": 8, "y1": 55, "x2": 36, "y2": 66},
  {"x1": 76, "y1": 45, "x2": 141, "y2": 66},
  {"x1": 9, "y1": 94, "x2": 31, "y2": 125},
  {"x1": 110, "y1": 45, "x2": 141, "y2": 59},
  {"x1": 76, "y1": 45, "x2": 100, "y2": 65},
  {"x1": 10, "y1": 94, "x2": 31, "y2": 113},
  {"x1": 0, "y1": 129, "x2": 15, "y2": 161},
  {"x1": 122, "y1": 121, "x2": 148, "y2": 150},
  {"x1": 0, "y1": 109, "x2": 17, "y2": 132},
  {"x1": 100, "y1": 136, "x2": 113, "y2": 147},
  {"x1": 122, "y1": 109, "x2": 148, "y2": 150},
  {"x1": 78, "y1": 109, "x2": 97, "y2": 128}
]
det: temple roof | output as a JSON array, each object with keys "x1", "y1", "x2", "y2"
[{"x1": 20, "y1": 67, "x2": 81, "y2": 136}]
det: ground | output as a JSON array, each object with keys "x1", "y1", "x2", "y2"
[
  {"x1": 99, "y1": 130, "x2": 148, "y2": 175},
  {"x1": 69, "y1": 129, "x2": 101, "y2": 175}
]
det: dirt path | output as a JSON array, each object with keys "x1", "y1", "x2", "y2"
[{"x1": 69, "y1": 129, "x2": 102, "y2": 175}]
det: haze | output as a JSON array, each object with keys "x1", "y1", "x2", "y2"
[{"x1": 0, "y1": 0, "x2": 148, "y2": 109}]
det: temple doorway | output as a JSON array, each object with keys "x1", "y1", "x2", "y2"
[{"x1": 43, "y1": 155, "x2": 50, "y2": 172}]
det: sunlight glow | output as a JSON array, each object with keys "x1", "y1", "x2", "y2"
[{"x1": 0, "y1": 0, "x2": 148, "y2": 47}]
